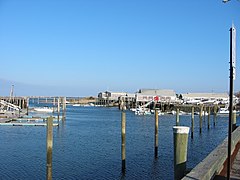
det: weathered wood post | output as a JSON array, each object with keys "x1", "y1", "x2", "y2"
[
  {"x1": 18, "y1": 98, "x2": 21, "y2": 109},
  {"x1": 121, "y1": 109, "x2": 126, "y2": 173},
  {"x1": 199, "y1": 105, "x2": 203, "y2": 133},
  {"x1": 232, "y1": 110, "x2": 237, "y2": 131},
  {"x1": 155, "y1": 108, "x2": 159, "y2": 158},
  {"x1": 176, "y1": 108, "x2": 180, "y2": 126},
  {"x1": 173, "y1": 126, "x2": 190, "y2": 180},
  {"x1": 64, "y1": 97, "x2": 67, "y2": 118},
  {"x1": 26, "y1": 97, "x2": 29, "y2": 115},
  {"x1": 61, "y1": 97, "x2": 66, "y2": 120},
  {"x1": 208, "y1": 106, "x2": 211, "y2": 129},
  {"x1": 22, "y1": 98, "x2": 25, "y2": 109},
  {"x1": 204, "y1": 106, "x2": 206, "y2": 121},
  {"x1": 46, "y1": 116, "x2": 53, "y2": 180},
  {"x1": 191, "y1": 106, "x2": 194, "y2": 139},
  {"x1": 57, "y1": 97, "x2": 60, "y2": 122},
  {"x1": 214, "y1": 105, "x2": 218, "y2": 126}
]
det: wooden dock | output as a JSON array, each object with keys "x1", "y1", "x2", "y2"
[
  {"x1": 0, "y1": 122, "x2": 59, "y2": 126},
  {"x1": 0, "y1": 115, "x2": 61, "y2": 127}
]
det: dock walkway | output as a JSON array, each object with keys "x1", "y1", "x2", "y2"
[
  {"x1": 230, "y1": 147, "x2": 240, "y2": 179},
  {"x1": 183, "y1": 126, "x2": 240, "y2": 180}
]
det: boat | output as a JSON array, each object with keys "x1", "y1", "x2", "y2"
[
  {"x1": 167, "y1": 110, "x2": 176, "y2": 115},
  {"x1": 135, "y1": 107, "x2": 152, "y2": 115},
  {"x1": 33, "y1": 107, "x2": 54, "y2": 113},
  {"x1": 218, "y1": 107, "x2": 229, "y2": 115},
  {"x1": 130, "y1": 108, "x2": 136, "y2": 112}
]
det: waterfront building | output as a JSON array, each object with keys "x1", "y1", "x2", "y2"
[
  {"x1": 136, "y1": 89, "x2": 177, "y2": 103},
  {"x1": 181, "y1": 93, "x2": 230, "y2": 105},
  {"x1": 97, "y1": 91, "x2": 134, "y2": 106}
]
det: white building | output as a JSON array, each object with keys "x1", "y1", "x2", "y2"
[
  {"x1": 136, "y1": 89, "x2": 177, "y2": 103},
  {"x1": 181, "y1": 93, "x2": 229, "y2": 105},
  {"x1": 98, "y1": 91, "x2": 129, "y2": 101}
]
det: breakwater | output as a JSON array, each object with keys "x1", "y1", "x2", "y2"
[{"x1": 0, "y1": 104, "x2": 239, "y2": 179}]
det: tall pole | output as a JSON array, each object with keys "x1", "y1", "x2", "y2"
[
  {"x1": 155, "y1": 108, "x2": 159, "y2": 158},
  {"x1": 227, "y1": 24, "x2": 236, "y2": 180},
  {"x1": 176, "y1": 108, "x2": 180, "y2": 126},
  {"x1": 121, "y1": 110, "x2": 126, "y2": 173},
  {"x1": 191, "y1": 106, "x2": 194, "y2": 139},
  {"x1": 46, "y1": 116, "x2": 53, "y2": 180}
]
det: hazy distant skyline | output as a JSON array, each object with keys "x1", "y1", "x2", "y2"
[{"x1": 0, "y1": 0, "x2": 240, "y2": 96}]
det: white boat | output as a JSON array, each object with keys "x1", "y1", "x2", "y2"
[
  {"x1": 218, "y1": 107, "x2": 229, "y2": 115},
  {"x1": 179, "y1": 111, "x2": 191, "y2": 116},
  {"x1": 73, "y1": 104, "x2": 81, "y2": 107},
  {"x1": 135, "y1": 107, "x2": 152, "y2": 115},
  {"x1": 130, "y1": 108, "x2": 136, "y2": 112},
  {"x1": 167, "y1": 110, "x2": 176, "y2": 115},
  {"x1": 73, "y1": 103, "x2": 94, "y2": 107},
  {"x1": 158, "y1": 110, "x2": 164, "y2": 116},
  {"x1": 83, "y1": 103, "x2": 95, "y2": 107},
  {"x1": 202, "y1": 111, "x2": 209, "y2": 116},
  {"x1": 34, "y1": 107, "x2": 54, "y2": 113}
]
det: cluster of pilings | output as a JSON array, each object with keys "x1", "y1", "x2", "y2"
[
  {"x1": 120, "y1": 105, "x2": 238, "y2": 180},
  {"x1": 120, "y1": 109, "x2": 190, "y2": 179}
]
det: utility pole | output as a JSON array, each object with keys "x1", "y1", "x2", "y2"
[
  {"x1": 9, "y1": 85, "x2": 14, "y2": 103},
  {"x1": 227, "y1": 24, "x2": 236, "y2": 180}
]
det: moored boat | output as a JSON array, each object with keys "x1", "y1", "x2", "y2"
[{"x1": 34, "y1": 107, "x2": 54, "y2": 113}]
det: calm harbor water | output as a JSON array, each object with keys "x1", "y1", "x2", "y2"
[{"x1": 0, "y1": 104, "x2": 239, "y2": 179}]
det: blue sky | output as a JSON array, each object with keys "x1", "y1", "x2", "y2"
[{"x1": 0, "y1": 0, "x2": 240, "y2": 96}]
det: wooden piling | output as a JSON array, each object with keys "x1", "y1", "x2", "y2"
[
  {"x1": 121, "y1": 111, "x2": 126, "y2": 172},
  {"x1": 22, "y1": 99, "x2": 25, "y2": 109},
  {"x1": 173, "y1": 126, "x2": 190, "y2": 180},
  {"x1": 26, "y1": 98, "x2": 29, "y2": 115},
  {"x1": 199, "y1": 105, "x2": 203, "y2": 133},
  {"x1": 155, "y1": 109, "x2": 159, "y2": 158},
  {"x1": 204, "y1": 106, "x2": 206, "y2": 121},
  {"x1": 46, "y1": 117, "x2": 53, "y2": 180},
  {"x1": 64, "y1": 97, "x2": 67, "y2": 119},
  {"x1": 191, "y1": 106, "x2": 194, "y2": 139},
  {"x1": 176, "y1": 108, "x2": 180, "y2": 126},
  {"x1": 57, "y1": 98, "x2": 60, "y2": 122},
  {"x1": 232, "y1": 111, "x2": 237, "y2": 131},
  {"x1": 208, "y1": 106, "x2": 211, "y2": 129},
  {"x1": 62, "y1": 97, "x2": 66, "y2": 120},
  {"x1": 214, "y1": 105, "x2": 217, "y2": 126}
]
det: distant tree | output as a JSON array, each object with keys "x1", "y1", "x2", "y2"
[
  {"x1": 235, "y1": 91, "x2": 240, "y2": 98},
  {"x1": 88, "y1": 96, "x2": 95, "y2": 100},
  {"x1": 179, "y1": 94, "x2": 183, "y2": 100}
]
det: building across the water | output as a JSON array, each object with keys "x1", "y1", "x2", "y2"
[
  {"x1": 96, "y1": 90, "x2": 236, "y2": 108},
  {"x1": 97, "y1": 89, "x2": 177, "y2": 107},
  {"x1": 97, "y1": 91, "x2": 135, "y2": 106},
  {"x1": 136, "y1": 89, "x2": 177, "y2": 103},
  {"x1": 181, "y1": 93, "x2": 230, "y2": 105}
]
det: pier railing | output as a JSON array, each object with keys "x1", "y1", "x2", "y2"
[{"x1": 182, "y1": 126, "x2": 240, "y2": 180}]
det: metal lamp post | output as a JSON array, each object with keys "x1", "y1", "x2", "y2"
[{"x1": 227, "y1": 24, "x2": 236, "y2": 180}]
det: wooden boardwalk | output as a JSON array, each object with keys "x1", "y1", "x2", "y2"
[
  {"x1": 230, "y1": 145, "x2": 240, "y2": 179},
  {"x1": 214, "y1": 142, "x2": 240, "y2": 180},
  {"x1": 0, "y1": 122, "x2": 59, "y2": 126}
]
